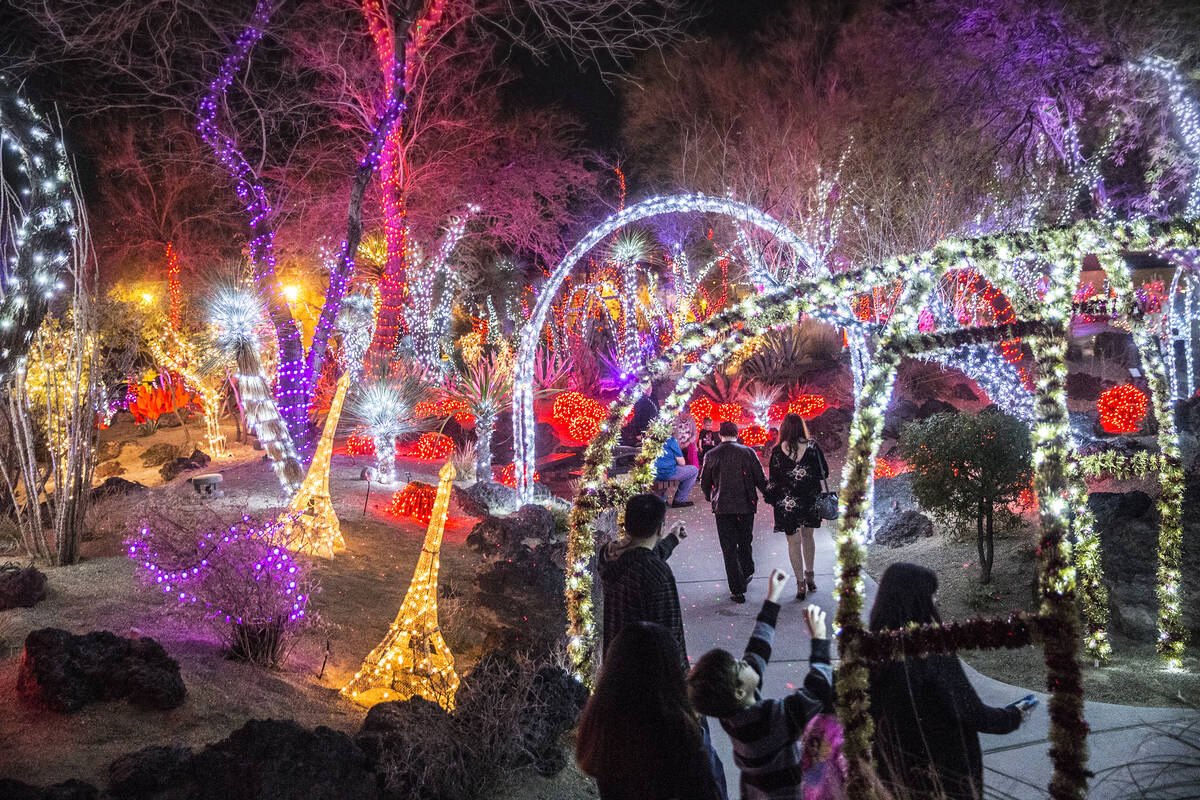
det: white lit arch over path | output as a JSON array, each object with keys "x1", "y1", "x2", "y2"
[{"x1": 510, "y1": 193, "x2": 828, "y2": 501}]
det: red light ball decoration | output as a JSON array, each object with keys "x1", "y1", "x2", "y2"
[
  {"x1": 689, "y1": 396, "x2": 714, "y2": 423},
  {"x1": 388, "y1": 481, "x2": 438, "y2": 523},
  {"x1": 413, "y1": 432, "x2": 454, "y2": 460},
  {"x1": 874, "y1": 460, "x2": 898, "y2": 479},
  {"x1": 346, "y1": 429, "x2": 376, "y2": 456},
  {"x1": 568, "y1": 415, "x2": 602, "y2": 442},
  {"x1": 740, "y1": 424, "x2": 770, "y2": 447},
  {"x1": 1097, "y1": 384, "x2": 1148, "y2": 434},
  {"x1": 714, "y1": 402, "x2": 744, "y2": 423},
  {"x1": 788, "y1": 395, "x2": 827, "y2": 419},
  {"x1": 497, "y1": 462, "x2": 540, "y2": 488}
]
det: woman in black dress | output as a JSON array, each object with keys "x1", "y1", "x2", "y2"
[
  {"x1": 867, "y1": 563, "x2": 1029, "y2": 800},
  {"x1": 766, "y1": 412, "x2": 828, "y2": 600}
]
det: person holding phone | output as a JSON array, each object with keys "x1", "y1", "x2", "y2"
[{"x1": 866, "y1": 563, "x2": 1034, "y2": 800}]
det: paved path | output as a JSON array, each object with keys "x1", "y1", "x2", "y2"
[{"x1": 664, "y1": 503, "x2": 1199, "y2": 799}]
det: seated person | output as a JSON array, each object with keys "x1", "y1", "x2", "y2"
[{"x1": 654, "y1": 434, "x2": 699, "y2": 509}]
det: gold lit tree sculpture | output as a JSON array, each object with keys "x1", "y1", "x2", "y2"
[
  {"x1": 281, "y1": 372, "x2": 349, "y2": 557},
  {"x1": 342, "y1": 459, "x2": 460, "y2": 709},
  {"x1": 281, "y1": 291, "x2": 375, "y2": 556}
]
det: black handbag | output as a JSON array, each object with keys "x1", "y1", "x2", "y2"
[
  {"x1": 811, "y1": 441, "x2": 840, "y2": 522},
  {"x1": 816, "y1": 480, "x2": 839, "y2": 520}
]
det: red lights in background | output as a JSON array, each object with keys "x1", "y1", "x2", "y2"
[
  {"x1": 689, "y1": 396, "x2": 714, "y2": 424},
  {"x1": 1097, "y1": 384, "x2": 1148, "y2": 434},
  {"x1": 768, "y1": 395, "x2": 828, "y2": 423},
  {"x1": 568, "y1": 416, "x2": 602, "y2": 442},
  {"x1": 388, "y1": 481, "x2": 438, "y2": 523},
  {"x1": 413, "y1": 431, "x2": 454, "y2": 460},
  {"x1": 346, "y1": 429, "x2": 376, "y2": 456},
  {"x1": 740, "y1": 424, "x2": 770, "y2": 447},
  {"x1": 497, "y1": 462, "x2": 540, "y2": 488}
]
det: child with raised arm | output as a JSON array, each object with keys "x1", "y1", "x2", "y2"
[{"x1": 687, "y1": 570, "x2": 833, "y2": 800}]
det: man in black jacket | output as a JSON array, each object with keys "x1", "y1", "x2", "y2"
[{"x1": 700, "y1": 421, "x2": 769, "y2": 603}]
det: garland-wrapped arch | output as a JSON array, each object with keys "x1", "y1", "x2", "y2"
[{"x1": 567, "y1": 216, "x2": 1200, "y2": 800}]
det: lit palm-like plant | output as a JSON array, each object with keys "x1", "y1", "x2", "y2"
[
  {"x1": 441, "y1": 356, "x2": 513, "y2": 479},
  {"x1": 205, "y1": 286, "x2": 304, "y2": 494},
  {"x1": 349, "y1": 371, "x2": 429, "y2": 484},
  {"x1": 746, "y1": 382, "x2": 783, "y2": 426}
]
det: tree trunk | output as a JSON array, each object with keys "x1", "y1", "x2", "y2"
[
  {"x1": 977, "y1": 500, "x2": 990, "y2": 583},
  {"x1": 375, "y1": 435, "x2": 397, "y2": 484},
  {"x1": 983, "y1": 501, "x2": 995, "y2": 585},
  {"x1": 475, "y1": 414, "x2": 495, "y2": 481}
]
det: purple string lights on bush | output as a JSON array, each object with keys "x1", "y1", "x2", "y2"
[{"x1": 126, "y1": 516, "x2": 316, "y2": 662}]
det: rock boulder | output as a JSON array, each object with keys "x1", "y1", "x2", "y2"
[
  {"x1": 874, "y1": 510, "x2": 934, "y2": 548},
  {"x1": 0, "y1": 562, "x2": 47, "y2": 610},
  {"x1": 17, "y1": 629, "x2": 186, "y2": 713}
]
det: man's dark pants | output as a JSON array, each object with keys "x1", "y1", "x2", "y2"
[{"x1": 714, "y1": 513, "x2": 755, "y2": 594}]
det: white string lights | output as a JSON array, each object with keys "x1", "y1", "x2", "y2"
[
  {"x1": 207, "y1": 287, "x2": 304, "y2": 494},
  {"x1": 0, "y1": 80, "x2": 76, "y2": 383}
]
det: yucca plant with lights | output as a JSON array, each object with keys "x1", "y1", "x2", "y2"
[
  {"x1": 349, "y1": 371, "x2": 430, "y2": 484},
  {"x1": 205, "y1": 286, "x2": 304, "y2": 494},
  {"x1": 441, "y1": 356, "x2": 513, "y2": 479}
]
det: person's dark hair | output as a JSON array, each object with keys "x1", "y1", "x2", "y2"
[
  {"x1": 624, "y1": 493, "x2": 667, "y2": 539},
  {"x1": 868, "y1": 562, "x2": 942, "y2": 631},
  {"x1": 778, "y1": 412, "x2": 808, "y2": 451},
  {"x1": 577, "y1": 622, "x2": 702, "y2": 780},
  {"x1": 718, "y1": 420, "x2": 739, "y2": 438},
  {"x1": 687, "y1": 648, "x2": 743, "y2": 717}
]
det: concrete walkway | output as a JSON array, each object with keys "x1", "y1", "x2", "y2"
[{"x1": 663, "y1": 503, "x2": 1200, "y2": 799}]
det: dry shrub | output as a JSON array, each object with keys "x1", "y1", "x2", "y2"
[
  {"x1": 370, "y1": 649, "x2": 586, "y2": 800},
  {"x1": 125, "y1": 504, "x2": 318, "y2": 668},
  {"x1": 451, "y1": 441, "x2": 478, "y2": 482}
]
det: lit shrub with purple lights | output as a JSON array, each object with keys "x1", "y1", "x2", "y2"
[{"x1": 127, "y1": 515, "x2": 319, "y2": 667}]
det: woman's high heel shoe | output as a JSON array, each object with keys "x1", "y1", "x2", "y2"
[
  {"x1": 796, "y1": 578, "x2": 807, "y2": 601},
  {"x1": 805, "y1": 571, "x2": 817, "y2": 593}
]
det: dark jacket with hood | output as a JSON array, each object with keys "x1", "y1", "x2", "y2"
[
  {"x1": 700, "y1": 440, "x2": 768, "y2": 515},
  {"x1": 597, "y1": 532, "x2": 687, "y2": 671}
]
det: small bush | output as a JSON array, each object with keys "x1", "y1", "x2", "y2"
[
  {"x1": 364, "y1": 650, "x2": 586, "y2": 800},
  {"x1": 126, "y1": 513, "x2": 318, "y2": 667}
]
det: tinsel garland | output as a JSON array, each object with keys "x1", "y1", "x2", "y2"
[
  {"x1": 1076, "y1": 450, "x2": 1165, "y2": 479},
  {"x1": 563, "y1": 213, "x2": 1200, "y2": 798},
  {"x1": 1097, "y1": 252, "x2": 1190, "y2": 666},
  {"x1": 857, "y1": 613, "x2": 1038, "y2": 663}
]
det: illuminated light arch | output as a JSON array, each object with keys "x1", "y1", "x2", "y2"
[
  {"x1": 566, "y1": 217, "x2": 1200, "y2": 800},
  {"x1": 0, "y1": 81, "x2": 76, "y2": 383},
  {"x1": 512, "y1": 194, "x2": 829, "y2": 501}
]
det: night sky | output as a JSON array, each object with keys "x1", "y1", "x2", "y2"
[{"x1": 507, "y1": 0, "x2": 794, "y2": 147}]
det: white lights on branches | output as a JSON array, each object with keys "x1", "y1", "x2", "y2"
[{"x1": 0, "y1": 80, "x2": 76, "y2": 383}]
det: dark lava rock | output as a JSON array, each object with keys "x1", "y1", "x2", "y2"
[
  {"x1": 0, "y1": 779, "x2": 100, "y2": 800},
  {"x1": 875, "y1": 510, "x2": 934, "y2": 548},
  {"x1": 17, "y1": 628, "x2": 186, "y2": 713},
  {"x1": 186, "y1": 449, "x2": 211, "y2": 467},
  {"x1": 466, "y1": 504, "x2": 557, "y2": 560},
  {"x1": 95, "y1": 460, "x2": 126, "y2": 479},
  {"x1": 951, "y1": 382, "x2": 979, "y2": 402},
  {"x1": 158, "y1": 456, "x2": 203, "y2": 482},
  {"x1": 916, "y1": 398, "x2": 958, "y2": 419},
  {"x1": 90, "y1": 477, "x2": 148, "y2": 504},
  {"x1": 111, "y1": 719, "x2": 378, "y2": 800},
  {"x1": 139, "y1": 443, "x2": 180, "y2": 468},
  {"x1": 475, "y1": 548, "x2": 567, "y2": 653},
  {"x1": 521, "y1": 665, "x2": 590, "y2": 776},
  {"x1": 108, "y1": 745, "x2": 193, "y2": 797},
  {"x1": 464, "y1": 481, "x2": 521, "y2": 514},
  {"x1": 1089, "y1": 489, "x2": 1200, "y2": 641},
  {"x1": 1066, "y1": 372, "x2": 1106, "y2": 402},
  {"x1": 0, "y1": 562, "x2": 47, "y2": 610},
  {"x1": 95, "y1": 439, "x2": 127, "y2": 463},
  {"x1": 872, "y1": 474, "x2": 916, "y2": 520},
  {"x1": 889, "y1": 398, "x2": 920, "y2": 423},
  {"x1": 451, "y1": 484, "x2": 489, "y2": 518},
  {"x1": 354, "y1": 696, "x2": 453, "y2": 772},
  {"x1": 1093, "y1": 331, "x2": 1137, "y2": 366}
]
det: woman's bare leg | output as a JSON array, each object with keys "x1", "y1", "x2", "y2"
[
  {"x1": 801, "y1": 527, "x2": 816, "y2": 588},
  {"x1": 786, "y1": 531, "x2": 807, "y2": 595}
]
